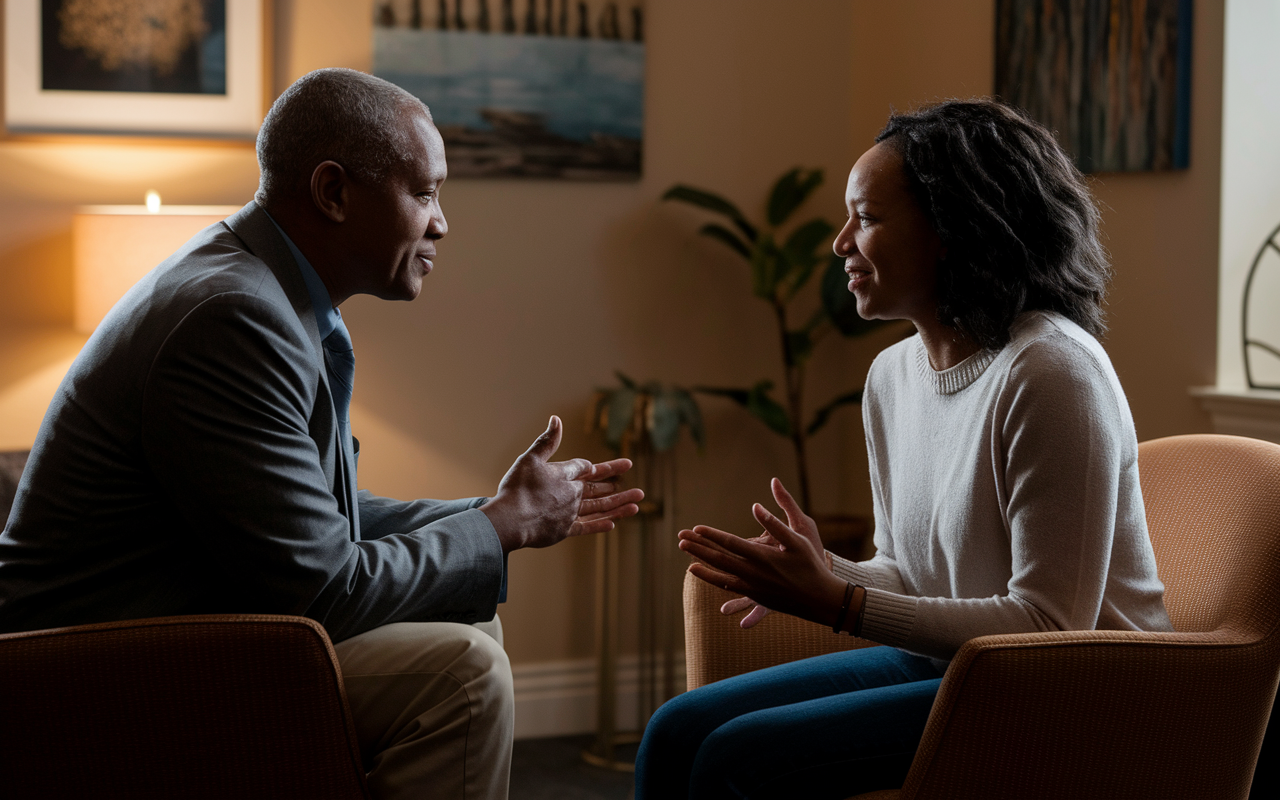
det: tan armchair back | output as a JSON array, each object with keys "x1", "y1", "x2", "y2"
[{"x1": 682, "y1": 434, "x2": 1280, "y2": 800}]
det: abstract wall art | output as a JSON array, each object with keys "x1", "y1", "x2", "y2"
[
  {"x1": 374, "y1": 0, "x2": 644, "y2": 180},
  {"x1": 995, "y1": 0, "x2": 1193, "y2": 173}
]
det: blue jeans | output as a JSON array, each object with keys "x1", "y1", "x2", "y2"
[{"x1": 634, "y1": 646, "x2": 945, "y2": 800}]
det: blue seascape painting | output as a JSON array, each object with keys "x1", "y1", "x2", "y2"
[{"x1": 374, "y1": 1, "x2": 644, "y2": 179}]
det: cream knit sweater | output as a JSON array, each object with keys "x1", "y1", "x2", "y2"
[{"x1": 830, "y1": 311, "x2": 1173, "y2": 661}]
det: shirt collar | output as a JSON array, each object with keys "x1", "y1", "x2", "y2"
[{"x1": 263, "y1": 209, "x2": 342, "y2": 341}]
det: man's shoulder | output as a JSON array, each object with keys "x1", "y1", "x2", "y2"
[{"x1": 108, "y1": 206, "x2": 309, "y2": 343}]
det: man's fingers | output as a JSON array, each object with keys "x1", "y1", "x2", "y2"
[
  {"x1": 580, "y1": 489, "x2": 644, "y2": 516},
  {"x1": 569, "y1": 517, "x2": 617, "y2": 537},
  {"x1": 582, "y1": 480, "x2": 621, "y2": 499},
  {"x1": 524, "y1": 416, "x2": 563, "y2": 462},
  {"x1": 581, "y1": 458, "x2": 633, "y2": 482},
  {"x1": 576, "y1": 503, "x2": 640, "y2": 523},
  {"x1": 557, "y1": 457, "x2": 594, "y2": 481}
]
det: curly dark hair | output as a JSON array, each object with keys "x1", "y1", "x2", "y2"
[{"x1": 875, "y1": 99, "x2": 1110, "y2": 349}]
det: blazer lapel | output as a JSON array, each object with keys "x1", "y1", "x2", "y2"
[{"x1": 223, "y1": 202, "x2": 361, "y2": 542}]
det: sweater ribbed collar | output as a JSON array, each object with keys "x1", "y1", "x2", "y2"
[{"x1": 913, "y1": 339, "x2": 999, "y2": 394}]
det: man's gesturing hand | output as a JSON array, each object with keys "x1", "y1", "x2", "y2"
[{"x1": 482, "y1": 416, "x2": 644, "y2": 553}]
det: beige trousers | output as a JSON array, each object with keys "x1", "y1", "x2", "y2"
[{"x1": 333, "y1": 617, "x2": 513, "y2": 800}]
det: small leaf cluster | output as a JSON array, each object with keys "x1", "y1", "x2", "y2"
[
  {"x1": 588, "y1": 372, "x2": 705, "y2": 456},
  {"x1": 663, "y1": 168, "x2": 884, "y2": 439}
]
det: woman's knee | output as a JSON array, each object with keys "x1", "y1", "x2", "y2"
[{"x1": 645, "y1": 687, "x2": 722, "y2": 751}]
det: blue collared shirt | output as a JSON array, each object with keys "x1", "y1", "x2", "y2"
[{"x1": 263, "y1": 210, "x2": 342, "y2": 339}]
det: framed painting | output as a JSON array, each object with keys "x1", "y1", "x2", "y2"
[
  {"x1": 995, "y1": 0, "x2": 1193, "y2": 173},
  {"x1": 373, "y1": 0, "x2": 644, "y2": 180},
  {"x1": 3, "y1": 0, "x2": 269, "y2": 139}
]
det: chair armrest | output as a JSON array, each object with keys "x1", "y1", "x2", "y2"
[
  {"x1": 0, "y1": 614, "x2": 369, "y2": 800},
  {"x1": 903, "y1": 628, "x2": 1278, "y2": 800},
  {"x1": 683, "y1": 568, "x2": 878, "y2": 690}
]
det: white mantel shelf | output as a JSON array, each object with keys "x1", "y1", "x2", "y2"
[{"x1": 1189, "y1": 386, "x2": 1280, "y2": 445}]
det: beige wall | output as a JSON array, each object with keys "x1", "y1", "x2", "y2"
[
  {"x1": 0, "y1": 0, "x2": 1222, "y2": 664},
  {"x1": 0, "y1": 0, "x2": 867, "y2": 665},
  {"x1": 848, "y1": 0, "x2": 1221, "y2": 443}
]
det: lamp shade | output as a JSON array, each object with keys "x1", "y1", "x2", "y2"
[{"x1": 72, "y1": 205, "x2": 241, "y2": 333}]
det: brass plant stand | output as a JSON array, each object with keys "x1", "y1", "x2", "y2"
[{"x1": 581, "y1": 450, "x2": 681, "y2": 772}]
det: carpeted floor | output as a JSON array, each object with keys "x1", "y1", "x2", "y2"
[{"x1": 510, "y1": 734, "x2": 638, "y2": 800}]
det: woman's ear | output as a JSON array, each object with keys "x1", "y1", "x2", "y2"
[{"x1": 310, "y1": 160, "x2": 349, "y2": 223}]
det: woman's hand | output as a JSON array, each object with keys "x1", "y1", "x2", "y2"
[
  {"x1": 717, "y1": 479, "x2": 831, "y2": 628},
  {"x1": 681, "y1": 478, "x2": 847, "y2": 629}
]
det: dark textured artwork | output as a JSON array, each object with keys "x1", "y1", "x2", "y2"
[
  {"x1": 995, "y1": 0, "x2": 1193, "y2": 172},
  {"x1": 41, "y1": 0, "x2": 227, "y2": 95}
]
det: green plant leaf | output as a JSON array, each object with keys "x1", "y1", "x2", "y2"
[
  {"x1": 649, "y1": 390, "x2": 683, "y2": 452},
  {"x1": 695, "y1": 382, "x2": 790, "y2": 437},
  {"x1": 746, "y1": 380, "x2": 792, "y2": 436},
  {"x1": 820, "y1": 253, "x2": 885, "y2": 337},
  {"x1": 767, "y1": 168, "x2": 824, "y2": 227},
  {"x1": 605, "y1": 388, "x2": 636, "y2": 449},
  {"x1": 749, "y1": 235, "x2": 786, "y2": 299},
  {"x1": 697, "y1": 223, "x2": 752, "y2": 260},
  {"x1": 780, "y1": 218, "x2": 835, "y2": 298},
  {"x1": 806, "y1": 389, "x2": 864, "y2": 436},
  {"x1": 672, "y1": 388, "x2": 706, "y2": 451},
  {"x1": 614, "y1": 371, "x2": 637, "y2": 389},
  {"x1": 695, "y1": 386, "x2": 751, "y2": 405},
  {"x1": 663, "y1": 185, "x2": 758, "y2": 243},
  {"x1": 785, "y1": 330, "x2": 814, "y2": 366}
]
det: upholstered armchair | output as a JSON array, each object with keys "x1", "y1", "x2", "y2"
[
  {"x1": 0, "y1": 614, "x2": 370, "y2": 799},
  {"x1": 0, "y1": 448, "x2": 372, "y2": 798},
  {"x1": 683, "y1": 434, "x2": 1280, "y2": 799},
  {"x1": 2, "y1": 450, "x2": 364, "y2": 796}
]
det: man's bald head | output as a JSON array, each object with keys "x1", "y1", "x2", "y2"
[{"x1": 255, "y1": 68, "x2": 432, "y2": 207}]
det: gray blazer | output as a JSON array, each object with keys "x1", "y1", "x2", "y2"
[{"x1": 0, "y1": 202, "x2": 504, "y2": 641}]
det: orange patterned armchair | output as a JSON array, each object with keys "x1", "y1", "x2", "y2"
[{"x1": 683, "y1": 434, "x2": 1280, "y2": 799}]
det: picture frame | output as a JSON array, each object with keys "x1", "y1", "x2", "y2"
[
  {"x1": 3, "y1": 0, "x2": 270, "y2": 140},
  {"x1": 373, "y1": 0, "x2": 644, "y2": 180},
  {"x1": 994, "y1": 0, "x2": 1193, "y2": 173}
]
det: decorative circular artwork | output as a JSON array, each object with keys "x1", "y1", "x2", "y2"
[{"x1": 1243, "y1": 221, "x2": 1280, "y2": 390}]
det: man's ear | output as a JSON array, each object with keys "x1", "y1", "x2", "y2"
[{"x1": 310, "y1": 160, "x2": 349, "y2": 223}]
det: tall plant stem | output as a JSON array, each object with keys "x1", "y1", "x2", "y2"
[{"x1": 772, "y1": 299, "x2": 812, "y2": 513}]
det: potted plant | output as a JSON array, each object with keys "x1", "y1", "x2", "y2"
[{"x1": 662, "y1": 168, "x2": 886, "y2": 524}]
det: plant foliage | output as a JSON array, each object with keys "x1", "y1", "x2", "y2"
[
  {"x1": 589, "y1": 372, "x2": 705, "y2": 456},
  {"x1": 662, "y1": 168, "x2": 888, "y2": 510}
]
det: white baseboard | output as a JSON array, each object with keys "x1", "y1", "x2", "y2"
[{"x1": 512, "y1": 653, "x2": 686, "y2": 740}]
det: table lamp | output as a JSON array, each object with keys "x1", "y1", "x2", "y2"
[{"x1": 72, "y1": 193, "x2": 242, "y2": 333}]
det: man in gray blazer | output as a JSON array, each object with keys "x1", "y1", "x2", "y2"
[{"x1": 0, "y1": 69, "x2": 641, "y2": 799}]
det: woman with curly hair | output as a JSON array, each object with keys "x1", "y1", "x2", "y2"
[{"x1": 634, "y1": 99, "x2": 1173, "y2": 799}]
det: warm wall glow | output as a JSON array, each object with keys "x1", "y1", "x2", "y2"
[
  {"x1": 0, "y1": 326, "x2": 88, "y2": 450},
  {"x1": 72, "y1": 205, "x2": 240, "y2": 333}
]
